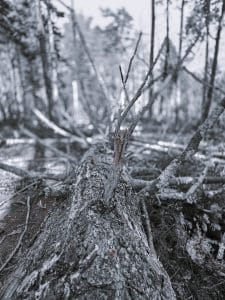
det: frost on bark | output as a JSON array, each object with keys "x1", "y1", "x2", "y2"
[{"x1": 1, "y1": 143, "x2": 175, "y2": 299}]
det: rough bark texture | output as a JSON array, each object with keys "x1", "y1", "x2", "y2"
[{"x1": 0, "y1": 143, "x2": 176, "y2": 299}]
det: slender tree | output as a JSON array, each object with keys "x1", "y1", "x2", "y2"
[
  {"x1": 36, "y1": 0, "x2": 55, "y2": 120},
  {"x1": 164, "y1": 0, "x2": 170, "y2": 79},
  {"x1": 178, "y1": 0, "x2": 185, "y2": 60},
  {"x1": 202, "y1": 0, "x2": 225, "y2": 122},
  {"x1": 148, "y1": 0, "x2": 155, "y2": 115},
  {"x1": 202, "y1": 0, "x2": 211, "y2": 118}
]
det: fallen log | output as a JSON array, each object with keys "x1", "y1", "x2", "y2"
[
  {"x1": 0, "y1": 143, "x2": 176, "y2": 299},
  {"x1": 127, "y1": 176, "x2": 225, "y2": 191},
  {"x1": 20, "y1": 127, "x2": 77, "y2": 164},
  {"x1": 32, "y1": 108, "x2": 89, "y2": 148},
  {"x1": 0, "y1": 161, "x2": 66, "y2": 181}
]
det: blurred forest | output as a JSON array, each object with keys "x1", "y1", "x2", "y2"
[{"x1": 1, "y1": 0, "x2": 225, "y2": 299}]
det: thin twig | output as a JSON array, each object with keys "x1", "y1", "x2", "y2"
[
  {"x1": 186, "y1": 163, "x2": 210, "y2": 203},
  {"x1": 176, "y1": 32, "x2": 201, "y2": 71},
  {"x1": 183, "y1": 66, "x2": 225, "y2": 96},
  {"x1": 0, "y1": 229, "x2": 22, "y2": 246},
  {"x1": 116, "y1": 38, "x2": 166, "y2": 132},
  {"x1": 128, "y1": 33, "x2": 201, "y2": 136},
  {"x1": 0, "y1": 196, "x2": 31, "y2": 273},
  {"x1": 124, "y1": 32, "x2": 142, "y2": 84},
  {"x1": 0, "y1": 181, "x2": 37, "y2": 209},
  {"x1": 57, "y1": 0, "x2": 111, "y2": 127},
  {"x1": 119, "y1": 65, "x2": 130, "y2": 104},
  {"x1": 76, "y1": 23, "x2": 109, "y2": 101},
  {"x1": 128, "y1": 74, "x2": 169, "y2": 136}
]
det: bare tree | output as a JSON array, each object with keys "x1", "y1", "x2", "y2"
[
  {"x1": 178, "y1": 0, "x2": 185, "y2": 60},
  {"x1": 148, "y1": 0, "x2": 155, "y2": 116},
  {"x1": 201, "y1": 0, "x2": 225, "y2": 122},
  {"x1": 201, "y1": 0, "x2": 211, "y2": 115},
  {"x1": 36, "y1": 0, "x2": 55, "y2": 120},
  {"x1": 1, "y1": 0, "x2": 225, "y2": 299}
]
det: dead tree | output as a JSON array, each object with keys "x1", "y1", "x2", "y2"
[
  {"x1": 0, "y1": 142, "x2": 176, "y2": 299},
  {"x1": 36, "y1": 0, "x2": 55, "y2": 120},
  {"x1": 201, "y1": 0, "x2": 211, "y2": 116},
  {"x1": 1, "y1": 87, "x2": 225, "y2": 299},
  {"x1": 201, "y1": 0, "x2": 225, "y2": 122},
  {"x1": 1, "y1": 2, "x2": 225, "y2": 299},
  {"x1": 0, "y1": 28, "x2": 193, "y2": 300},
  {"x1": 148, "y1": 0, "x2": 155, "y2": 116}
]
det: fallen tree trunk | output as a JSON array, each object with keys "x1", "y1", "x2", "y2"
[{"x1": 0, "y1": 143, "x2": 176, "y2": 299}]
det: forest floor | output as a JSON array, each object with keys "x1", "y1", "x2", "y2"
[{"x1": 1, "y1": 124, "x2": 225, "y2": 299}]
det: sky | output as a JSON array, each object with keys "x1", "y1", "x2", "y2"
[
  {"x1": 56, "y1": 0, "x2": 152, "y2": 33},
  {"x1": 55, "y1": 0, "x2": 182, "y2": 54},
  {"x1": 54, "y1": 0, "x2": 225, "y2": 71}
]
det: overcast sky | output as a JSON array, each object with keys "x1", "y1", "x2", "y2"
[
  {"x1": 57, "y1": 0, "x2": 151, "y2": 32},
  {"x1": 55, "y1": 0, "x2": 183, "y2": 50},
  {"x1": 55, "y1": 0, "x2": 225, "y2": 70}
]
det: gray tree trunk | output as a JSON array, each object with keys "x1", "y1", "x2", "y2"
[
  {"x1": 0, "y1": 143, "x2": 176, "y2": 299},
  {"x1": 201, "y1": 0, "x2": 225, "y2": 122}
]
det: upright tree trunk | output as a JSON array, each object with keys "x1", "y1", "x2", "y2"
[
  {"x1": 164, "y1": 0, "x2": 170, "y2": 79},
  {"x1": 39, "y1": 32, "x2": 55, "y2": 120},
  {"x1": 71, "y1": 0, "x2": 76, "y2": 51},
  {"x1": 175, "y1": 0, "x2": 186, "y2": 127},
  {"x1": 148, "y1": 0, "x2": 155, "y2": 117},
  {"x1": 202, "y1": 0, "x2": 210, "y2": 117},
  {"x1": 178, "y1": 0, "x2": 185, "y2": 61},
  {"x1": 16, "y1": 47, "x2": 26, "y2": 116},
  {"x1": 36, "y1": 0, "x2": 55, "y2": 120},
  {"x1": 0, "y1": 144, "x2": 176, "y2": 299},
  {"x1": 47, "y1": 0, "x2": 59, "y2": 106},
  {"x1": 17, "y1": 53, "x2": 35, "y2": 120},
  {"x1": 9, "y1": 45, "x2": 20, "y2": 116},
  {"x1": 201, "y1": 0, "x2": 225, "y2": 122}
]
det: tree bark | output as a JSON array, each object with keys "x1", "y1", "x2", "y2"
[
  {"x1": 0, "y1": 143, "x2": 176, "y2": 299},
  {"x1": 178, "y1": 0, "x2": 185, "y2": 61},
  {"x1": 163, "y1": 0, "x2": 170, "y2": 79},
  {"x1": 201, "y1": 0, "x2": 225, "y2": 122},
  {"x1": 201, "y1": 0, "x2": 210, "y2": 115},
  {"x1": 36, "y1": 0, "x2": 55, "y2": 120},
  {"x1": 148, "y1": 0, "x2": 155, "y2": 116}
]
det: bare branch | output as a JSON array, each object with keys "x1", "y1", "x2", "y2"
[
  {"x1": 139, "y1": 95, "x2": 225, "y2": 195},
  {"x1": 186, "y1": 163, "x2": 209, "y2": 203},
  {"x1": 134, "y1": 34, "x2": 201, "y2": 135},
  {"x1": 57, "y1": 0, "x2": 111, "y2": 127},
  {"x1": 20, "y1": 127, "x2": 77, "y2": 164},
  {"x1": 128, "y1": 175, "x2": 225, "y2": 191},
  {"x1": 0, "y1": 160, "x2": 66, "y2": 182},
  {"x1": 76, "y1": 23, "x2": 109, "y2": 101},
  {"x1": 124, "y1": 32, "x2": 142, "y2": 84},
  {"x1": 33, "y1": 107, "x2": 89, "y2": 148},
  {"x1": 127, "y1": 74, "x2": 169, "y2": 136},
  {"x1": 183, "y1": 66, "x2": 225, "y2": 96},
  {"x1": 176, "y1": 32, "x2": 201, "y2": 71},
  {"x1": 0, "y1": 196, "x2": 31, "y2": 273},
  {"x1": 0, "y1": 161, "x2": 30, "y2": 178},
  {"x1": 116, "y1": 38, "x2": 166, "y2": 132},
  {"x1": 119, "y1": 65, "x2": 130, "y2": 104}
]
